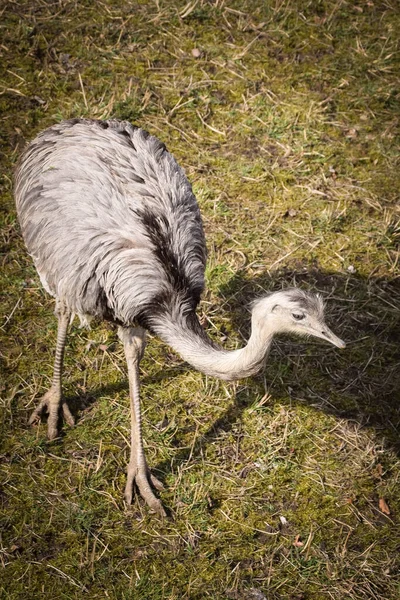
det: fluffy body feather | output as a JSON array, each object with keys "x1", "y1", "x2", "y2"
[{"x1": 15, "y1": 118, "x2": 206, "y2": 326}]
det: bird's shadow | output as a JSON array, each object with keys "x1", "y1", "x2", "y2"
[{"x1": 152, "y1": 264, "x2": 400, "y2": 478}]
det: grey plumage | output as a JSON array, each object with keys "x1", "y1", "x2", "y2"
[
  {"x1": 15, "y1": 118, "x2": 345, "y2": 515},
  {"x1": 15, "y1": 118, "x2": 206, "y2": 327}
]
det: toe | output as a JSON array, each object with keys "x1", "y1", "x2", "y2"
[
  {"x1": 149, "y1": 473, "x2": 164, "y2": 491},
  {"x1": 62, "y1": 402, "x2": 75, "y2": 427},
  {"x1": 29, "y1": 403, "x2": 44, "y2": 425},
  {"x1": 150, "y1": 499, "x2": 167, "y2": 518},
  {"x1": 29, "y1": 412, "x2": 39, "y2": 426},
  {"x1": 124, "y1": 469, "x2": 136, "y2": 505},
  {"x1": 124, "y1": 488, "x2": 133, "y2": 505},
  {"x1": 47, "y1": 424, "x2": 59, "y2": 440},
  {"x1": 135, "y1": 472, "x2": 166, "y2": 516}
]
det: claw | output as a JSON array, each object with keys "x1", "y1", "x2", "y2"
[
  {"x1": 149, "y1": 473, "x2": 164, "y2": 491},
  {"x1": 62, "y1": 400, "x2": 75, "y2": 427},
  {"x1": 28, "y1": 388, "x2": 74, "y2": 439},
  {"x1": 125, "y1": 463, "x2": 166, "y2": 517}
]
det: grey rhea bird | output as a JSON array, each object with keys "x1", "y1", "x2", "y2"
[{"x1": 14, "y1": 118, "x2": 345, "y2": 516}]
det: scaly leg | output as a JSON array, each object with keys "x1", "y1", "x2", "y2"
[
  {"x1": 118, "y1": 326, "x2": 165, "y2": 517},
  {"x1": 29, "y1": 298, "x2": 74, "y2": 439}
]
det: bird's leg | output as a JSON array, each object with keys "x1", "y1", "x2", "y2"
[
  {"x1": 29, "y1": 298, "x2": 74, "y2": 439},
  {"x1": 119, "y1": 326, "x2": 166, "y2": 517}
]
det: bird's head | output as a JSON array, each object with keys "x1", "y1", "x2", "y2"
[{"x1": 251, "y1": 288, "x2": 345, "y2": 349}]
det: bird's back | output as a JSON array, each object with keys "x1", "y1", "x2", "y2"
[{"x1": 15, "y1": 119, "x2": 207, "y2": 326}]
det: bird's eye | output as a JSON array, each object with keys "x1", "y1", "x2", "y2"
[{"x1": 292, "y1": 313, "x2": 305, "y2": 321}]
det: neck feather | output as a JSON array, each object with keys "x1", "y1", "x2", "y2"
[{"x1": 150, "y1": 309, "x2": 273, "y2": 381}]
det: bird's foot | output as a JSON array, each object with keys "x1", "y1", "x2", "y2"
[
  {"x1": 125, "y1": 461, "x2": 166, "y2": 517},
  {"x1": 28, "y1": 388, "x2": 75, "y2": 440}
]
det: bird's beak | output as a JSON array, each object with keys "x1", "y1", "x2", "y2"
[{"x1": 314, "y1": 325, "x2": 346, "y2": 349}]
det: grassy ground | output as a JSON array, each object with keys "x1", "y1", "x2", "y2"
[{"x1": 1, "y1": 0, "x2": 400, "y2": 598}]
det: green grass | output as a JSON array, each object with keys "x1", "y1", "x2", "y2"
[{"x1": 1, "y1": 1, "x2": 399, "y2": 598}]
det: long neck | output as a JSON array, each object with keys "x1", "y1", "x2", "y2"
[{"x1": 151, "y1": 309, "x2": 273, "y2": 381}]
